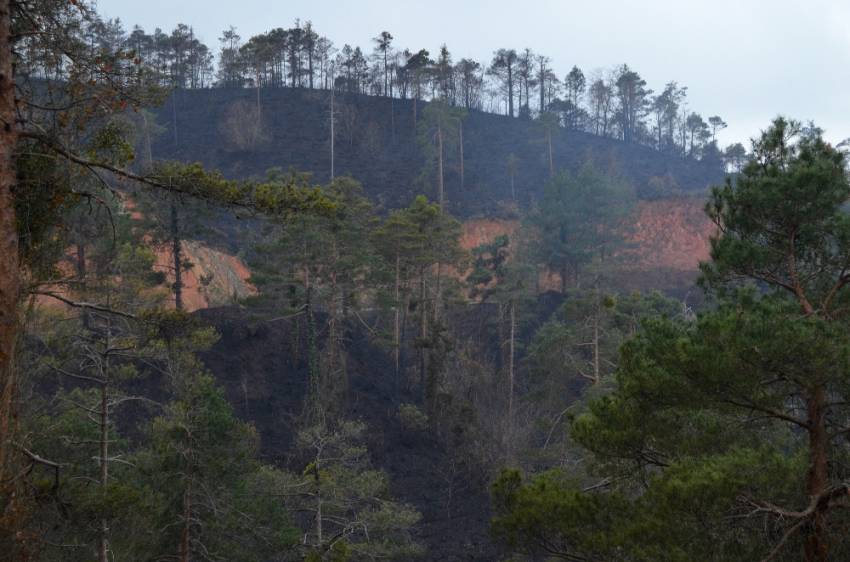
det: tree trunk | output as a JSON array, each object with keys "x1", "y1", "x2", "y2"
[
  {"x1": 437, "y1": 124, "x2": 444, "y2": 209},
  {"x1": 306, "y1": 282, "x2": 321, "y2": 423},
  {"x1": 0, "y1": 0, "x2": 20, "y2": 487},
  {"x1": 400, "y1": 292, "x2": 410, "y2": 391},
  {"x1": 517, "y1": 82, "x2": 522, "y2": 114},
  {"x1": 507, "y1": 301, "x2": 516, "y2": 447},
  {"x1": 507, "y1": 64, "x2": 514, "y2": 118},
  {"x1": 592, "y1": 302, "x2": 600, "y2": 385},
  {"x1": 178, "y1": 447, "x2": 193, "y2": 562},
  {"x1": 330, "y1": 88, "x2": 335, "y2": 179},
  {"x1": 98, "y1": 380, "x2": 109, "y2": 562},
  {"x1": 560, "y1": 264, "x2": 568, "y2": 294},
  {"x1": 383, "y1": 51, "x2": 388, "y2": 96},
  {"x1": 171, "y1": 203, "x2": 183, "y2": 311},
  {"x1": 141, "y1": 111, "x2": 154, "y2": 169},
  {"x1": 97, "y1": 325, "x2": 112, "y2": 562},
  {"x1": 418, "y1": 271, "x2": 427, "y2": 402},
  {"x1": 540, "y1": 62, "x2": 546, "y2": 113},
  {"x1": 804, "y1": 383, "x2": 829, "y2": 562},
  {"x1": 394, "y1": 252, "x2": 401, "y2": 389},
  {"x1": 434, "y1": 262, "x2": 442, "y2": 324},
  {"x1": 315, "y1": 458, "x2": 323, "y2": 550},
  {"x1": 171, "y1": 88, "x2": 178, "y2": 145},
  {"x1": 548, "y1": 131, "x2": 554, "y2": 178},
  {"x1": 77, "y1": 243, "x2": 91, "y2": 330},
  {"x1": 254, "y1": 71, "x2": 262, "y2": 147},
  {"x1": 459, "y1": 122, "x2": 464, "y2": 191}
]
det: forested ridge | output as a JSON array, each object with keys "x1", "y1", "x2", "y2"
[
  {"x1": 115, "y1": 17, "x2": 744, "y2": 166},
  {"x1": 152, "y1": 87, "x2": 723, "y2": 216},
  {"x1": 1, "y1": 2, "x2": 850, "y2": 562}
]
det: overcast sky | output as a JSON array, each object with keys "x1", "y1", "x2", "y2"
[{"x1": 96, "y1": 0, "x2": 850, "y2": 148}]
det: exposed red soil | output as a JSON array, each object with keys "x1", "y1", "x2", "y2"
[
  {"x1": 626, "y1": 198, "x2": 713, "y2": 270},
  {"x1": 153, "y1": 240, "x2": 257, "y2": 312},
  {"x1": 460, "y1": 197, "x2": 714, "y2": 291}
]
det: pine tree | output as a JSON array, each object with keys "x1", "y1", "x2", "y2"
[
  {"x1": 526, "y1": 164, "x2": 635, "y2": 292},
  {"x1": 493, "y1": 119, "x2": 850, "y2": 562}
]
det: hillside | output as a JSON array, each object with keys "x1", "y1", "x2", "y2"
[
  {"x1": 196, "y1": 306, "x2": 508, "y2": 561},
  {"x1": 151, "y1": 88, "x2": 724, "y2": 217}
]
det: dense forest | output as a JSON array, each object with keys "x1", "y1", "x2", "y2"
[{"x1": 1, "y1": 2, "x2": 850, "y2": 562}]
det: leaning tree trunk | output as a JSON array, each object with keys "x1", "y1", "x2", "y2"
[{"x1": 0, "y1": 0, "x2": 20, "y2": 488}]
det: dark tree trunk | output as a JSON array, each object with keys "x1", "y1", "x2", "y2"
[
  {"x1": 171, "y1": 203, "x2": 183, "y2": 311},
  {"x1": 437, "y1": 124, "x2": 444, "y2": 209},
  {"x1": 560, "y1": 264, "x2": 568, "y2": 294},
  {"x1": 0, "y1": 0, "x2": 20, "y2": 487},
  {"x1": 178, "y1": 451, "x2": 193, "y2": 562},
  {"x1": 507, "y1": 63, "x2": 514, "y2": 118},
  {"x1": 548, "y1": 131, "x2": 554, "y2": 178},
  {"x1": 393, "y1": 253, "x2": 401, "y2": 389},
  {"x1": 418, "y1": 271, "x2": 427, "y2": 403},
  {"x1": 804, "y1": 383, "x2": 829, "y2": 562},
  {"x1": 459, "y1": 122, "x2": 464, "y2": 190},
  {"x1": 171, "y1": 88, "x2": 178, "y2": 145},
  {"x1": 539, "y1": 61, "x2": 546, "y2": 113},
  {"x1": 97, "y1": 381, "x2": 109, "y2": 562}
]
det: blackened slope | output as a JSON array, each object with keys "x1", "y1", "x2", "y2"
[
  {"x1": 152, "y1": 88, "x2": 723, "y2": 217},
  {"x1": 195, "y1": 306, "x2": 500, "y2": 561}
]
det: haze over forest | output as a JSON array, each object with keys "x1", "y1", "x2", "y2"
[{"x1": 1, "y1": 2, "x2": 850, "y2": 562}]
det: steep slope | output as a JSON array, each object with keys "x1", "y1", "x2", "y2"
[
  {"x1": 461, "y1": 196, "x2": 714, "y2": 292},
  {"x1": 196, "y1": 307, "x2": 501, "y2": 561},
  {"x1": 151, "y1": 88, "x2": 723, "y2": 217}
]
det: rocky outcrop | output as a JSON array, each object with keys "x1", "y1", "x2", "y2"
[{"x1": 153, "y1": 240, "x2": 256, "y2": 312}]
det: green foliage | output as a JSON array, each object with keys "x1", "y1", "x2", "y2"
[
  {"x1": 529, "y1": 289, "x2": 681, "y2": 390},
  {"x1": 468, "y1": 234, "x2": 510, "y2": 294},
  {"x1": 491, "y1": 468, "x2": 632, "y2": 560},
  {"x1": 417, "y1": 100, "x2": 467, "y2": 199},
  {"x1": 292, "y1": 420, "x2": 423, "y2": 560},
  {"x1": 702, "y1": 117, "x2": 850, "y2": 310},
  {"x1": 252, "y1": 175, "x2": 375, "y2": 310},
  {"x1": 525, "y1": 163, "x2": 635, "y2": 289},
  {"x1": 397, "y1": 403, "x2": 429, "y2": 432},
  {"x1": 494, "y1": 119, "x2": 850, "y2": 561},
  {"x1": 133, "y1": 314, "x2": 298, "y2": 561},
  {"x1": 643, "y1": 173, "x2": 682, "y2": 200},
  {"x1": 14, "y1": 144, "x2": 76, "y2": 274},
  {"x1": 143, "y1": 160, "x2": 335, "y2": 218}
]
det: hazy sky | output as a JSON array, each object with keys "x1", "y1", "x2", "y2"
[{"x1": 97, "y1": 0, "x2": 850, "y2": 148}]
